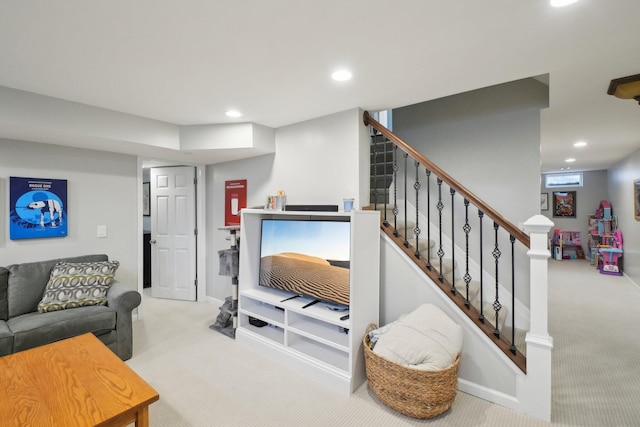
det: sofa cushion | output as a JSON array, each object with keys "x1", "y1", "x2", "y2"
[
  {"x1": 37, "y1": 260, "x2": 119, "y2": 313},
  {"x1": 0, "y1": 267, "x2": 8, "y2": 321},
  {"x1": 8, "y1": 305, "x2": 116, "y2": 353},
  {"x1": 0, "y1": 320, "x2": 14, "y2": 357},
  {"x1": 7, "y1": 254, "x2": 108, "y2": 318}
]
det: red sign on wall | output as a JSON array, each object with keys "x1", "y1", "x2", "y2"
[{"x1": 225, "y1": 179, "x2": 247, "y2": 226}]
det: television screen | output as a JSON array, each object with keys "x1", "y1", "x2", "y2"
[{"x1": 259, "y1": 219, "x2": 351, "y2": 308}]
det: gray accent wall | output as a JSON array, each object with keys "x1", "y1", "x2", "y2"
[
  {"x1": 541, "y1": 164, "x2": 638, "y2": 287},
  {"x1": 608, "y1": 149, "x2": 640, "y2": 286},
  {"x1": 392, "y1": 78, "x2": 546, "y2": 220},
  {"x1": 540, "y1": 170, "x2": 609, "y2": 256},
  {"x1": 0, "y1": 139, "x2": 138, "y2": 289},
  {"x1": 391, "y1": 79, "x2": 547, "y2": 307}
]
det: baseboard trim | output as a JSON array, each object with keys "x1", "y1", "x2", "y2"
[{"x1": 457, "y1": 378, "x2": 520, "y2": 413}]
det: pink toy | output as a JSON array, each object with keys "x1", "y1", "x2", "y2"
[{"x1": 599, "y1": 229, "x2": 623, "y2": 275}]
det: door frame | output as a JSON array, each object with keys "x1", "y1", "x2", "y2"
[{"x1": 136, "y1": 158, "x2": 207, "y2": 318}]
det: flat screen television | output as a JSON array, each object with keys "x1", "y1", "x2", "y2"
[{"x1": 259, "y1": 218, "x2": 351, "y2": 309}]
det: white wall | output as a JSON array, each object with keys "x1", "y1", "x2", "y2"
[
  {"x1": 608, "y1": 149, "x2": 640, "y2": 286},
  {"x1": 0, "y1": 139, "x2": 139, "y2": 289},
  {"x1": 206, "y1": 108, "x2": 366, "y2": 301},
  {"x1": 0, "y1": 86, "x2": 180, "y2": 151}
]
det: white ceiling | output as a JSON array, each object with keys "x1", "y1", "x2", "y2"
[{"x1": 1, "y1": 1, "x2": 639, "y2": 172}]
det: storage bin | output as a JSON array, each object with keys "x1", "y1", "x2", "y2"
[{"x1": 363, "y1": 323, "x2": 459, "y2": 419}]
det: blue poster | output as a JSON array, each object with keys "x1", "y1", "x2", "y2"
[{"x1": 10, "y1": 177, "x2": 68, "y2": 240}]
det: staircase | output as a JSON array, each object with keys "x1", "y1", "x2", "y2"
[
  {"x1": 364, "y1": 112, "x2": 553, "y2": 421},
  {"x1": 365, "y1": 112, "x2": 531, "y2": 371},
  {"x1": 374, "y1": 206, "x2": 516, "y2": 346}
]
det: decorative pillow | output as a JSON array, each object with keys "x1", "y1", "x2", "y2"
[{"x1": 37, "y1": 260, "x2": 120, "y2": 313}]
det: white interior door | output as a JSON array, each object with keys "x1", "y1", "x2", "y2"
[{"x1": 150, "y1": 166, "x2": 197, "y2": 301}]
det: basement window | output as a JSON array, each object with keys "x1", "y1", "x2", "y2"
[{"x1": 545, "y1": 173, "x2": 583, "y2": 188}]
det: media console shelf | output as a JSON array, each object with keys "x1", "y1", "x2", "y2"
[{"x1": 236, "y1": 208, "x2": 380, "y2": 395}]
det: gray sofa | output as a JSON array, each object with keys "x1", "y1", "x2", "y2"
[{"x1": 0, "y1": 254, "x2": 141, "y2": 360}]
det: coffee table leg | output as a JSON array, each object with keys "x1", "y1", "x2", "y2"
[{"x1": 135, "y1": 406, "x2": 150, "y2": 427}]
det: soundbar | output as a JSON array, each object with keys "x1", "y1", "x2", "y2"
[{"x1": 284, "y1": 204, "x2": 339, "y2": 212}]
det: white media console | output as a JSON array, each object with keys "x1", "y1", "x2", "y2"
[{"x1": 236, "y1": 208, "x2": 380, "y2": 395}]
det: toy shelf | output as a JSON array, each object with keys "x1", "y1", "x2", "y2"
[
  {"x1": 552, "y1": 230, "x2": 585, "y2": 260},
  {"x1": 587, "y1": 200, "x2": 623, "y2": 275}
]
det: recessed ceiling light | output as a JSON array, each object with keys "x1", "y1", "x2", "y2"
[
  {"x1": 573, "y1": 141, "x2": 587, "y2": 147},
  {"x1": 550, "y1": 0, "x2": 579, "y2": 7},
  {"x1": 225, "y1": 110, "x2": 242, "y2": 118},
  {"x1": 565, "y1": 158, "x2": 576, "y2": 163},
  {"x1": 331, "y1": 70, "x2": 352, "y2": 82}
]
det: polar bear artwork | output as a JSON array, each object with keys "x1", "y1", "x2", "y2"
[{"x1": 27, "y1": 199, "x2": 64, "y2": 227}]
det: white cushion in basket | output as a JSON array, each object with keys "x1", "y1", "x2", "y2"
[{"x1": 373, "y1": 303, "x2": 462, "y2": 370}]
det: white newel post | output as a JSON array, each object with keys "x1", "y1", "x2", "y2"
[{"x1": 518, "y1": 214, "x2": 554, "y2": 421}]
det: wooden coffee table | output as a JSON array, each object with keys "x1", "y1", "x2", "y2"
[{"x1": 0, "y1": 333, "x2": 159, "y2": 426}]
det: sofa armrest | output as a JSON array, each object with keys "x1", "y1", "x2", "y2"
[
  {"x1": 106, "y1": 281, "x2": 141, "y2": 360},
  {"x1": 107, "y1": 281, "x2": 141, "y2": 312}
]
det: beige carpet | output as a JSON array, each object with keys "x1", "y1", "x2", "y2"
[
  {"x1": 126, "y1": 260, "x2": 640, "y2": 426},
  {"x1": 548, "y1": 260, "x2": 640, "y2": 426}
]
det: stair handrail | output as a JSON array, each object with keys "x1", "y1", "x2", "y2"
[{"x1": 364, "y1": 111, "x2": 530, "y2": 248}]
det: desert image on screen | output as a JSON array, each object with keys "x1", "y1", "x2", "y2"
[{"x1": 259, "y1": 252, "x2": 350, "y2": 306}]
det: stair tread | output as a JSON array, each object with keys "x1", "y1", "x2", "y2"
[
  {"x1": 481, "y1": 302, "x2": 508, "y2": 330},
  {"x1": 454, "y1": 279, "x2": 480, "y2": 296},
  {"x1": 428, "y1": 258, "x2": 457, "y2": 276},
  {"x1": 502, "y1": 326, "x2": 528, "y2": 357},
  {"x1": 407, "y1": 237, "x2": 435, "y2": 249},
  {"x1": 454, "y1": 279, "x2": 482, "y2": 310}
]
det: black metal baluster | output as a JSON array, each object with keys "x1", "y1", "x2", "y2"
[
  {"x1": 403, "y1": 151, "x2": 409, "y2": 247},
  {"x1": 450, "y1": 188, "x2": 456, "y2": 294},
  {"x1": 392, "y1": 145, "x2": 398, "y2": 235},
  {"x1": 463, "y1": 199, "x2": 471, "y2": 308},
  {"x1": 436, "y1": 178, "x2": 444, "y2": 282},
  {"x1": 492, "y1": 222, "x2": 502, "y2": 338},
  {"x1": 426, "y1": 169, "x2": 432, "y2": 270},
  {"x1": 510, "y1": 235, "x2": 517, "y2": 354},
  {"x1": 413, "y1": 160, "x2": 421, "y2": 258},
  {"x1": 383, "y1": 140, "x2": 389, "y2": 226},
  {"x1": 372, "y1": 131, "x2": 379, "y2": 210},
  {"x1": 478, "y1": 210, "x2": 485, "y2": 324}
]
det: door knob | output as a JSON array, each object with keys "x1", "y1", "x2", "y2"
[{"x1": 149, "y1": 239, "x2": 157, "y2": 244}]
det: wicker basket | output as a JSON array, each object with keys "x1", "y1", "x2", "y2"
[{"x1": 363, "y1": 323, "x2": 460, "y2": 419}]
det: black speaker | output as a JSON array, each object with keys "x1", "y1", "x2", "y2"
[{"x1": 285, "y1": 204, "x2": 339, "y2": 212}]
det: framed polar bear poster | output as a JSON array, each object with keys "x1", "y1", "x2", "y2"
[{"x1": 9, "y1": 176, "x2": 68, "y2": 240}]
